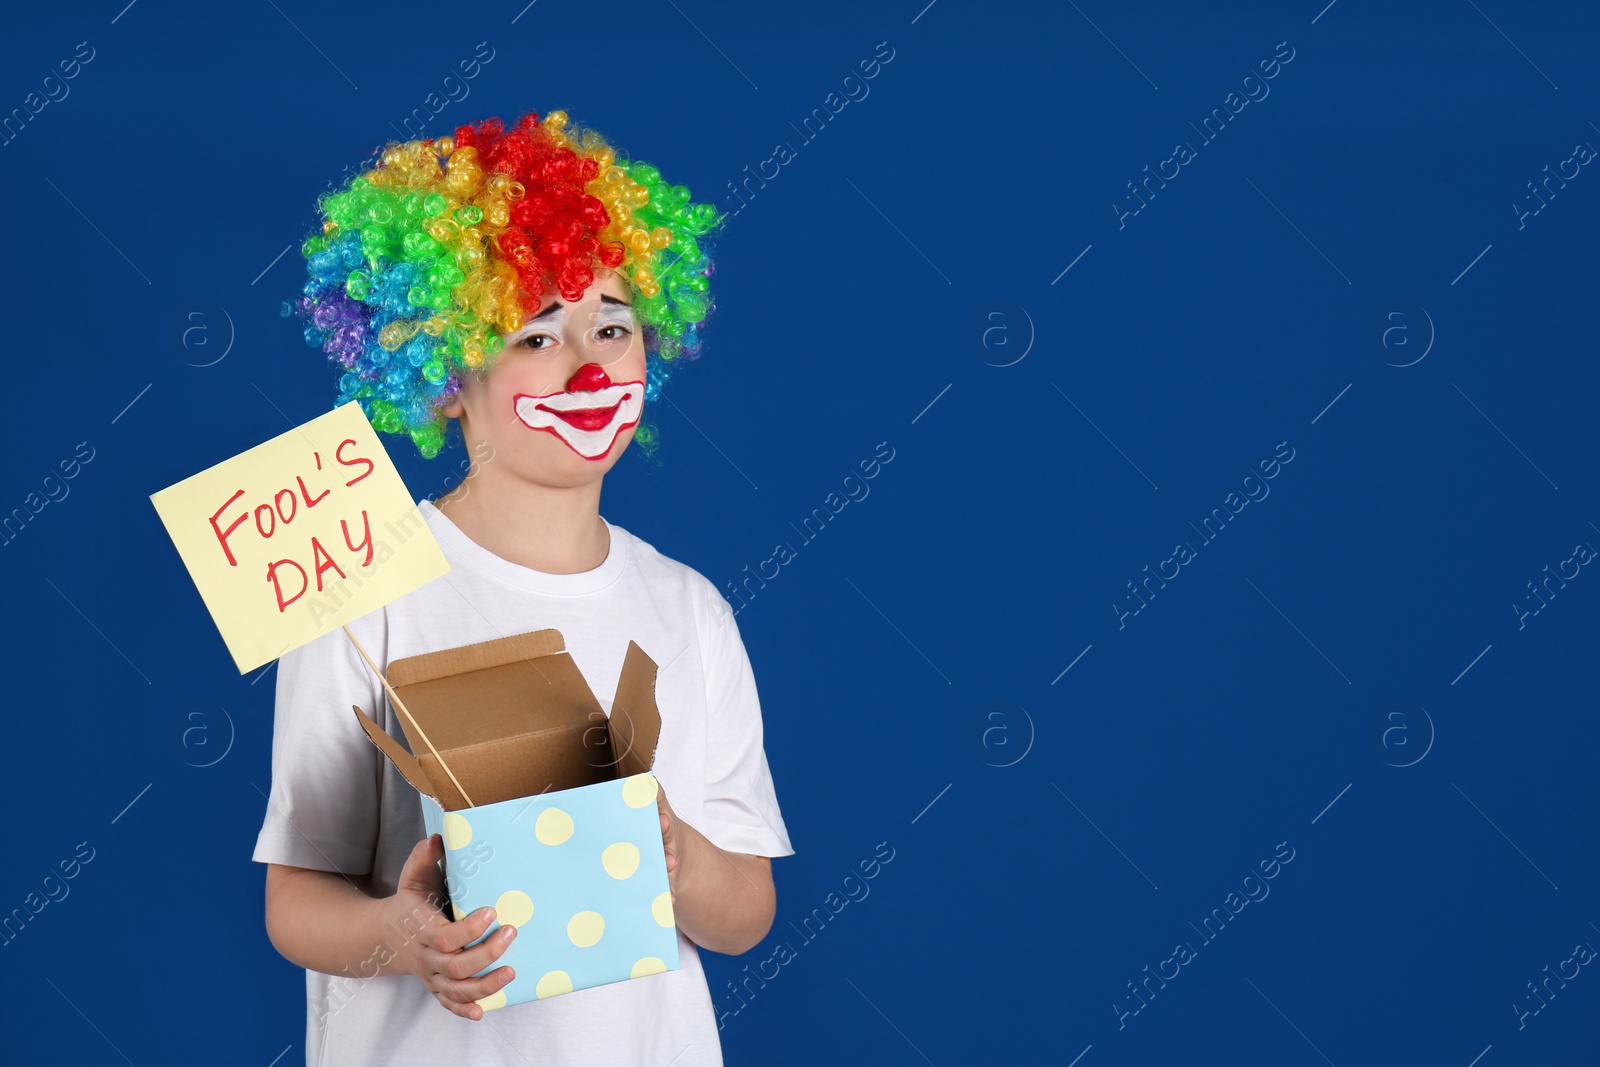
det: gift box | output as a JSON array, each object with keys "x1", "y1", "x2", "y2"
[{"x1": 351, "y1": 628, "x2": 679, "y2": 1010}]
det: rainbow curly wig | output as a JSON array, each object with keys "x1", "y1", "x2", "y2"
[{"x1": 287, "y1": 111, "x2": 725, "y2": 461}]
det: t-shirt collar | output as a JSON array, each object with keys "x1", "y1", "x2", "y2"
[{"x1": 417, "y1": 498, "x2": 627, "y2": 596}]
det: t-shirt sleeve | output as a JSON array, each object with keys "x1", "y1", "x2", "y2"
[
  {"x1": 693, "y1": 586, "x2": 794, "y2": 859},
  {"x1": 251, "y1": 614, "x2": 388, "y2": 875}
]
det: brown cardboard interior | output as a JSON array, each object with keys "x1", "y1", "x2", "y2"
[
  {"x1": 350, "y1": 628, "x2": 661, "y2": 811},
  {"x1": 415, "y1": 725, "x2": 615, "y2": 810}
]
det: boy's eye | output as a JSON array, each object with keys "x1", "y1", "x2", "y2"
[
  {"x1": 516, "y1": 332, "x2": 556, "y2": 351},
  {"x1": 596, "y1": 324, "x2": 632, "y2": 342}
]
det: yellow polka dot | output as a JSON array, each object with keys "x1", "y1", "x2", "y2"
[
  {"x1": 621, "y1": 773, "x2": 659, "y2": 808},
  {"x1": 631, "y1": 957, "x2": 667, "y2": 979},
  {"x1": 651, "y1": 891, "x2": 675, "y2": 928},
  {"x1": 602, "y1": 842, "x2": 641, "y2": 880},
  {"x1": 535, "y1": 807, "x2": 574, "y2": 845},
  {"x1": 495, "y1": 890, "x2": 534, "y2": 929},
  {"x1": 567, "y1": 910, "x2": 605, "y2": 947},
  {"x1": 442, "y1": 812, "x2": 473, "y2": 850},
  {"x1": 449, "y1": 902, "x2": 465, "y2": 921},
  {"x1": 536, "y1": 971, "x2": 574, "y2": 999},
  {"x1": 475, "y1": 989, "x2": 507, "y2": 1011}
]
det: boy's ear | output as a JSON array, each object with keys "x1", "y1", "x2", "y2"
[{"x1": 441, "y1": 374, "x2": 471, "y2": 419}]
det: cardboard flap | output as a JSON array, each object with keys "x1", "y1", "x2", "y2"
[
  {"x1": 393, "y1": 652, "x2": 602, "y2": 753},
  {"x1": 611, "y1": 640, "x2": 662, "y2": 778},
  {"x1": 351, "y1": 704, "x2": 439, "y2": 801},
  {"x1": 387, "y1": 628, "x2": 567, "y2": 687}
]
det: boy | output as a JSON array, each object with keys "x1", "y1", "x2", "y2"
[{"x1": 253, "y1": 112, "x2": 792, "y2": 1066}]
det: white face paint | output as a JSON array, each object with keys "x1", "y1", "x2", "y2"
[{"x1": 513, "y1": 380, "x2": 645, "y2": 460}]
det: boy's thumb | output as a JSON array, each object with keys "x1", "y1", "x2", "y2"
[{"x1": 398, "y1": 833, "x2": 444, "y2": 897}]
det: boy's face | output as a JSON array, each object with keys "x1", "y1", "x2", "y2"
[{"x1": 442, "y1": 269, "x2": 647, "y2": 486}]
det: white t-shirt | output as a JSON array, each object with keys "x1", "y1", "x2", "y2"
[{"x1": 252, "y1": 498, "x2": 794, "y2": 1067}]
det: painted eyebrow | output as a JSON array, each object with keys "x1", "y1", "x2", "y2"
[{"x1": 529, "y1": 294, "x2": 634, "y2": 321}]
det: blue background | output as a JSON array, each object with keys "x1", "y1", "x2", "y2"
[{"x1": 3, "y1": 1, "x2": 1597, "y2": 1064}]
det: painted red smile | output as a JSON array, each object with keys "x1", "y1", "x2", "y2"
[{"x1": 536, "y1": 398, "x2": 625, "y2": 432}]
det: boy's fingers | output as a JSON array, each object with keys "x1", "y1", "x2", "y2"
[
  {"x1": 430, "y1": 906, "x2": 498, "y2": 954},
  {"x1": 431, "y1": 964, "x2": 517, "y2": 1014},
  {"x1": 447, "y1": 923, "x2": 518, "y2": 977},
  {"x1": 432, "y1": 985, "x2": 489, "y2": 1020},
  {"x1": 433, "y1": 994, "x2": 478, "y2": 1021}
]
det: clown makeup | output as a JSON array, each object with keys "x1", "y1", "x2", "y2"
[
  {"x1": 513, "y1": 364, "x2": 644, "y2": 460},
  {"x1": 502, "y1": 288, "x2": 646, "y2": 460},
  {"x1": 509, "y1": 294, "x2": 638, "y2": 370}
]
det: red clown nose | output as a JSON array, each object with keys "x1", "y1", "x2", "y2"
[{"x1": 566, "y1": 363, "x2": 613, "y2": 393}]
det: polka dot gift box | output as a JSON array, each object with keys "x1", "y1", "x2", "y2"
[{"x1": 351, "y1": 628, "x2": 679, "y2": 1009}]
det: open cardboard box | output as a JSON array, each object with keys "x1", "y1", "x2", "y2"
[{"x1": 351, "y1": 627, "x2": 679, "y2": 1010}]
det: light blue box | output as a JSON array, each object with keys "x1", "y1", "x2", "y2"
[{"x1": 353, "y1": 629, "x2": 681, "y2": 1010}]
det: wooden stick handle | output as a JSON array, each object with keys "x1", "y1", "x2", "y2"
[{"x1": 342, "y1": 625, "x2": 476, "y2": 808}]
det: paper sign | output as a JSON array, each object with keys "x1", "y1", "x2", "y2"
[{"x1": 150, "y1": 401, "x2": 451, "y2": 673}]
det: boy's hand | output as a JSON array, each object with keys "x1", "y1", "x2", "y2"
[
  {"x1": 652, "y1": 783, "x2": 778, "y2": 954},
  {"x1": 388, "y1": 834, "x2": 518, "y2": 1021}
]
